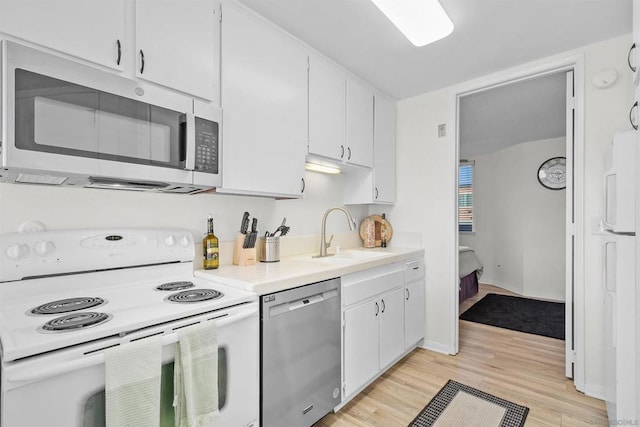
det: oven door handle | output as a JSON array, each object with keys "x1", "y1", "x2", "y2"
[{"x1": 6, "y1": 307, "x2": 257, "y2": 386}]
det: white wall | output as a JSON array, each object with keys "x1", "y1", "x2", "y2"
[
  {"x1": 459, "y1": 137, "x2": 566, "y2": 301},
  {"x1": 0, "y1": 170, "x2": 369, "y2": 257},
  {"x1": 395, "y1": 34, "x2": 634, "y2": 396}
]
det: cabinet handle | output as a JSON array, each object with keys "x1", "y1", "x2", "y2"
[
  {"x1": 301, "y1": 177, "x2": 305, "y2": 194},
  {"x1": 630, "y1": 101, "x2": 638, "y2": 130},
  {"x1": 381, "y1": 299, "x2": 385, "y2": 313},
  {"x1": 413, "y1": 266, "x2": 419, "y2": 270},
  {"x1": 116, "y1": 39, "x2": 121, "y2": 66},
  {"x1": 375, "y1": 301, "x2": 379, "y2": 316},
  {"x1": 340, "y1": 145, "x2": 345, "y2": 159},
  {"x1": 406, "y1": 288, "x2": 410, "y2": 301},
  {"x1": 347, "y1": 147, "x2": 352, "y2": 160},
  {"x1": 139, "y1": 49, "x2": 145, "y2": 74},
  {"x1": 375, "y1": 187, "x2": 379, "y2": 199},
  {"x1": 629, "y1": 43, "x2": 637, "y2": 73}
]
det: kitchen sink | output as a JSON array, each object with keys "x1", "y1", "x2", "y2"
[{"x1": 292, "y1": 249, "x2": 390, "y2": 264}]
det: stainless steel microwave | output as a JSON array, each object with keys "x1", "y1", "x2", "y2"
[{"x1": 0, "y1": 41, "x2": 221, "y2": 194}]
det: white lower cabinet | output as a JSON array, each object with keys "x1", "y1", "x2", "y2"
[
  {"x1": 341, "y1": 259, "x2": 424, "y2": 404},
  {"x1": 343, "y1": 299, "x2": 380, "y2": 398},
  {"x1": 379, "y1": 287, "x2": 405, "y2": 367}
]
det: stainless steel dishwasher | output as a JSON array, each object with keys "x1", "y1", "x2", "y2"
[{"x1": 261, "y1": 277, "x2": 341, "y2": 427}]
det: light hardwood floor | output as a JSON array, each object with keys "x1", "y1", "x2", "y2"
[{"x1": 317, "y1": 284, "x2": 607, "y2": 426}]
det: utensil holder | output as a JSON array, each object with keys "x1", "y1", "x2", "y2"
[
  {"x1": 259, "y1": 236, "x2": 280, "y2": 263},
  {"x1": 233, "y1": 233, "x2": 256, "y2": 266}
]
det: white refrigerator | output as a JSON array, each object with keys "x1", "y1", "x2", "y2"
[{"x1": 602, "y1": 130, "x2": 637, "y2": 422}]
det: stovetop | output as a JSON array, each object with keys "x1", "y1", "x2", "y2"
[{"x1": 0, "y1": 228, "x2": 256, "y2": 362}]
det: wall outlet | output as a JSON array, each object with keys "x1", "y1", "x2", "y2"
[{"x1": 437, "y1": 123, "x2": 446, "y2": 137}]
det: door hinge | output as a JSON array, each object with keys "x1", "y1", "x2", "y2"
[
  {"x1": 567, "y1": 96, "x2": 575, "y2": 110},
  {"x1": 568, "y1": 222, "x2": 576, "y2": 236}
]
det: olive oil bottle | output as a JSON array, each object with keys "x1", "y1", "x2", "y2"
[{"x1": 203, "y1": 214, "x2": 219, "y2": 270}]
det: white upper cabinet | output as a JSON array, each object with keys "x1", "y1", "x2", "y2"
[
  {"x1": 308, "y1": 54, "x2": 374, "y2": 169},
  {"x1": 372, "y1": 93, "x2": 396, "y2": 203},
  {"x1": 345, "y1": 76, "x2": 374, "y2": 168},
  {"x1": 135, "y1": 0, "x2": 220, "y2": 102},
  {"x1": 308, "y1": 54, "x2": 346, "y2": 161},
  {"x1": 0, "y1": 0, "x2": 126, "y2": 70},
  {"x1": 0, "y1": 0, "x2": 220, "y2": 102},
  {"x1": 219, "y1": 3, "x2": 307, "y2": 198},
  {"x1": 344, "y1": 92, "x2": 396, "y2": 205}
]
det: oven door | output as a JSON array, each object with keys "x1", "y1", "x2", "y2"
[{"x1": 1, "y1": 303, "x2": 259, "y2": 427}]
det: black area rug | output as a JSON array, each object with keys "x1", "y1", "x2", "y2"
[
  {"x1": 459, "y1": 293, "x2": 565, "y2": 340},
  {"x1": 409, "y1": 380, "x2": 529, "y2": 427}
]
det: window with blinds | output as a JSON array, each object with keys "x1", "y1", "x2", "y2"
[{"x1": 459, "y1": 161, "x2": 474, "y2": 232}]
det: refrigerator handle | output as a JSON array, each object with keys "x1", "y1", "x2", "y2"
[
  {"x1": 602, "y1": 240, "x2": 616, "y2": 294},
  {"x1": 602, "y1": 171, "x2": 616, "y2": 230}
]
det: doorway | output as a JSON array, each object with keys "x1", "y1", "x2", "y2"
[{"x1": 453, "y1": 58, "x2": 585, "y2": 390}]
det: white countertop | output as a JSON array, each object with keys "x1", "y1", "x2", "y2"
[{"x1": 194, "y1": 246, "x2": 424, "y2": 295}]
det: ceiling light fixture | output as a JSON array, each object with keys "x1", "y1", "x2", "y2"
[
  {"x1": 305, "y1": 162, "x2": 341, "y2": 174},
  {"x1": 370, "y1": 0, "x2": 454, "y2": 47}
]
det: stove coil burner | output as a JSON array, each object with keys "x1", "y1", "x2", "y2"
[
  {"x1": 156, "y1": 281, "x2": 195, "y2": 291},
  {"x1": 30, "y1": 297, "x2": 106, "y2": 315},
  {"x1": 167, "y1": 288, "x2": 224, "y2": 303},
  {"x1": 40, "y1": 312, "x2": 112, "y2": 332}
]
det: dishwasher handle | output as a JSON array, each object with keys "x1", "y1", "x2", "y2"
[{"x1": 268, "y1": 289, "x2": 339, "y2": 317}]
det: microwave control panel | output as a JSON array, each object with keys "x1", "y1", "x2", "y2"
[{"x1": 194, "y1": 117, "x2": 219, "y2": 174}]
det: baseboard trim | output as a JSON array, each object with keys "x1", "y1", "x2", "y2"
[
  {"x1": 422, "y1": 340, "x2": 453, "y2": 355},
  {"x1": 583, "y1": 383, "x2": 605, "y2": 401}
]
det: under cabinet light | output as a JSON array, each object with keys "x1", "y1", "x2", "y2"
[
  {"x1": 305, "y1": 162, "x2": 341, "y2": 174},
  {"x1": 370, "y1": 0, "x2": 454, "y2": 47}
]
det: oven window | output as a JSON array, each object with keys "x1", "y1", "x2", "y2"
[
  {"x1": 82, "y1": 347, "x2": 228, "y2": 426},
  {"x1": 15, "y1": 68, "x2": 186, "y2": 169}
]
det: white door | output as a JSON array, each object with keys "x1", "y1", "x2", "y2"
[
  {"x1": 343, "y1": 299, "x2": 379, "y2": 398},
  {"x1": 565, "y1": 70, "x2": 575, "y2": 378},
  {"x1": 405, "y1": 280, "x2": 426, "y2": 349},
  {"x1": 379, "y1": 287, "x2": 405, "y2": 368},
  {"x1": 345, "y1": 77, "x2": 374, "y2": 168},
  {"x1": 220, "y1": 2, "x2": 307, "y2": 198},
  {"x1": 135, "y1": 0, "x2": 219, "y2": 102},
  {"x1": 0, "y1": 0, "x2": 125, "y2": 70},
  {"x1": 308, "y1": 54, "x2": 345, "y2": 161}
]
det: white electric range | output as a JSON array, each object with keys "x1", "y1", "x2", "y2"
[{"x1": 0, "y1": 227, "x2": 259, "y2": 427}]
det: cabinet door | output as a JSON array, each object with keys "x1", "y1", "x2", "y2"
[
  {"x1": 379, "y1": 288, "x2": 405, "y2": 368},
  {"x1": 0, "y1": 0, "x2": 125, "y2": 70},
  {"x1": 219, "y1": 3, "x2": 307, "y2": 198},
  {"x1": 135, "y1": 0, "x2": 219, "y2": 102},
  {"x1": 405, "y1": 280, "x2": 425, "y2": 349},
  {"x1": 373, "y1": 94, "x2": 396, "y2": 203},
  {"x1": 308, "y1": 54, "x2": 345, "y2": 162},
  {"x1": 345, "y1": 77, "x2": 374, "y2": 168},
  {"x1": 343, "y1": 299, "x2": 379, "y2": 398}
]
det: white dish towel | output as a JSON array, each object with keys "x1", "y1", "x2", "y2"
[
  {"x1": 174, "y1": 320, "x2": 219, "y2": 427},
  {"x1": 105, "y1": 336, "x2": 162, "y2": 427}
]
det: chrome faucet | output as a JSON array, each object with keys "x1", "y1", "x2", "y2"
[{"x1": 315, "y1": 207, "x2": 357, "y2": 258}]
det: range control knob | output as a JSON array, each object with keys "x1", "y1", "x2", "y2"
[
  {"x1": 179, "y1": 235, "x2": 191, "y2": 247},
  {"x1": 164, "y1": 235, "x2": 176, "y2": 247},
  {"x1": 6, "y1": 243, "x2": 30, "y2": 260},
  {"x1": 35, "y1": 241, "x2": 56, "y2": 257}
]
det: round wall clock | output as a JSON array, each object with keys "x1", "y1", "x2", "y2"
[{"x1": 537, "y1": 157, "x2": 566, "y2": 190}]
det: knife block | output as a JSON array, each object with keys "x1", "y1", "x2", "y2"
[{"x1": 233, "y1": 233, "x2": 256, "y2": 266}]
